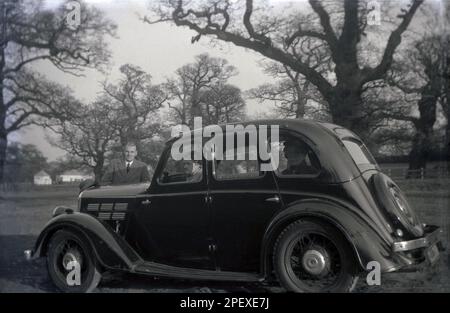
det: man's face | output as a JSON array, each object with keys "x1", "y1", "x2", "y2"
[
  {"x1": 125, "y1": 145, "x2": 137, "y2": 162},
  {"x1": 182, "y1": 160, "x2": 193, "y2": 173},
  {"x1": 284, "y1": 143, "x2": 307, "y2": 165}
]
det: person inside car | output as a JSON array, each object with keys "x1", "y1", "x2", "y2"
[
  {"x1": 281, "y1": 139, "x2": 317, "y2": 175},
  {"x1": 181, "y1": 159, "x2": 202, "y2": 182}
]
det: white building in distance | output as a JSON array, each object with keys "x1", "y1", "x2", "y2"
[
  {"x1": 34, "y1": 170, "x2": 52, "y2": 185},
  {"x1": 59, "y1": 169, "x2": 93, "y2": 183}
]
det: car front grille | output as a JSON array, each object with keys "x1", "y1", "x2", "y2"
[{"x1": 85, "y1": 202, "x2": 128, "y2": 221}]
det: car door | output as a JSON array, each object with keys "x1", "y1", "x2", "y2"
[
  {"x1": 133, "y1": 143, "x2": 214, "y2": 270},
  {"x1": 208, "y1": 131, "x2": 282, "y2": 273}
]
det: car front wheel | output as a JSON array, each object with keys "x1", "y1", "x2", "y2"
[
  {"x1": 47, "y1": 230, "x2": 101, "y2": 292},
  {"x1": 273, "y1": 219, "x2": 359, "y2": 292}
]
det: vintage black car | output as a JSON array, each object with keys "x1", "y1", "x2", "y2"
[{"x1": 25, "y1": 119, "x2": 443, "y2": 292}]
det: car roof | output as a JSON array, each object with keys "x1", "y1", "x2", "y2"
[
  {"x1": 167, "y1": 119, "x2": 338, "y2": 142},
  {"x1": 164, "y1": 119, "x2": 363, "y2": 183}
]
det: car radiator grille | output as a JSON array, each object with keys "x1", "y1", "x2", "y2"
[{"x1": 86, "y1": 202, "x2": 128, "y2": 221}]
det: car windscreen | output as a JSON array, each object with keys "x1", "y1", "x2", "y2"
[{"x1": 342, "y1": 138, "x2": 377, "y2": 172}]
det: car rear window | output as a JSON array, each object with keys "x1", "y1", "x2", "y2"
[{"x1": 342, "y1": 138, "x2": 377, "y2": 171}]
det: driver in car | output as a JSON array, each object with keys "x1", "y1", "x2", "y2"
[
  {"x1": 282, "y1": 140, "x2": 317, "y2": 175},
  {"x1": 181, "y1": 160, "x2": 203, "y2": 182}
]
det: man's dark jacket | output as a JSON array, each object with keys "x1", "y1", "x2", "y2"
[{"x1": 101, "y1": 159, "x2": 150, "y2": 185}]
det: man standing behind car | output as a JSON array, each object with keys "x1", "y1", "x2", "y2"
[{"x1": 101, "y1": 142, "x2": 150, "y2": 185}]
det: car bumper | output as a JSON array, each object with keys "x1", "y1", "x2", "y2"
[
  {"x1": 393, "y1": 225, "x2": 443, "y2": 252},
  {"x1": 391, "y1": 225, "x2": 444, "y2": 272}
]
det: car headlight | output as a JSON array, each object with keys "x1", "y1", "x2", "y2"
[{"x1": 52, "y1": 206, "x2": 74, "y2": 217}]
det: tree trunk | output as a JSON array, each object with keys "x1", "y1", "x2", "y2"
[
  {"x1": 0, "y1": 132, "x2": 6, "y2": 183},
  {"x1": 0, "y1": 83, "x2": 7, "y2": 183},
  {"x1": 326, "y1": 85, "x2": 368, "y2": 140},
  {"x1": 93, "y1": 162, "x2": 104, "y2": 183},
  {"x1": 189, "y1": 101, "x2": 202, "y2": 128},
  {"x1": 294, "y1": 83, "x2": 306, "y2": 118},
  {"x1": 444, "y1": 77, "x2": 450, "y2": 160},
  {"x1": 446, "y1": 120, "x2": 450, "y2": 162},
  {"x1": 406, "y1": 83, "x2": 438, "y2": 177},
  {"x1": 407, "y1": 132, "x2": 429, "y2": 178}
]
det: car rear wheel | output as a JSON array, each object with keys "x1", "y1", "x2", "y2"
[
  {"x1": 47, "y1": 230, "x2": 101, "y2": 293},
  {"x1": 273, "y1": 220, "x2": 358, "y2": 292}
]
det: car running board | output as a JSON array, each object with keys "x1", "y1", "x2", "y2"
[{"x1": 134, "y1": 261, "x2": 263, "y2": 282}]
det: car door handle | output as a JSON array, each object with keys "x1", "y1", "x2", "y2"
[
  {"x1": 265, "y1": 196, "x2": 280, "y2": 203},
  {"x1": 141, "y1": 199, "x2": 151, "y2": 205}
]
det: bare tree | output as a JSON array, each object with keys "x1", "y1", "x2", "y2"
[
  {"x1": 145, "y1": 0, "x2": 423, "y2": 139},
  {"x1": 248, "y1": 62, "x2": 328, "y2": 119},
  {"x1": 441, "y1": 35, "x2": 450, "y2": 157},
  {"x1": 200, "y1": 83, "x2": 246, "y2": 124},
  {"x1": 387, "y1": 35, "x2": 446, "y2": 174},
  {"x1": 4, "y1": 142, "x2": 47, "y2": 183},
  {"x1": 102, "y1": 64, "x2": 167, "y2": 153},
  {"x1": 0, "y1": 0, "x2": 116, "y2": 182},
  {"x1": 49, "y1": 98, "x2": 120, "y2": 182},
  {"x1": 165, "y1": 53, "x2": 237, "y2": 126},
  {"x1": 441, "y1": 10, "x2": 450, "y2": 158}
]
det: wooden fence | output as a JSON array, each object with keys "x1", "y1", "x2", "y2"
[{"x1": 382, "y1": 167, "x2": 450, "y2": 180}]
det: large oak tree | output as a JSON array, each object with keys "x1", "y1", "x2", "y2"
[
  {"x1": 165, "y1": 53, "x2": 237, "y2": 126},
  {"x1": 146, "y1": 0, "x2": 423, "y2": 139},
  {"x1": 0, "y1": 0, "x2": 116, "y2": 182},
  {"x1": 387, "y1": 35, "x2": 448, "y2": 173},
  {"x1": 102, "y1": 64, "x2": 167, "y2": 154}
]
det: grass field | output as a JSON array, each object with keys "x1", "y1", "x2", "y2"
[
  {"x1": 0, "y1": 180, "x2": 449, "y2": 292},
  {"x1": 0, "y1": 185, "x2": 79, "y2": 235}
]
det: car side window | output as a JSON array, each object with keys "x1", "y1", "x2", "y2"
[
  {"x1": 275, "y1": 134, "x2": 321, "y2": 176},
  {"x1": 157, "y1": 152, "x2": 203, "y2": 185},
  {"x1": 214, "y1": 145, "x2": 263, "y2": 181}
]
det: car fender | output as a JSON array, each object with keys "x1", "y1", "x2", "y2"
[
  {"x1": 261, "y1": 198, "x2": 409, "y2": 277},
  {"x1": 31, "y1": 212, "x2": 141, "y2": 270}
]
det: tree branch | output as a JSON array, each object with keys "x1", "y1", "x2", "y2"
[{"x1": 364, "y1": 0, "x2": 424, "y2": 82}]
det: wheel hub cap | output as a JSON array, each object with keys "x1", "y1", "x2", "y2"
[
  {"x1": 62, "y1": 249, "x2": 82, "y2": 270},
  {"x1": 301, "y1": 248, "x2": 329, "y2": 276}
]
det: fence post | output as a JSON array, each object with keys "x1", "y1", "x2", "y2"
[{"x1": 420, "y1": 167, "x2": 424, "y2": 180}]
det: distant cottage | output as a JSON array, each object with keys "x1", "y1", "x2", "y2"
[
  {"x1": 34, "y1": 170, "x2": 52, "y2": 185},
  {"x1": 59, "y1": 170, "x2": 93, "y2": 183}
]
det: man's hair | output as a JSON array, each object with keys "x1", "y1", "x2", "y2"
[{"x1": 125, "y1": 142, "x2": 137, "y2": 149}]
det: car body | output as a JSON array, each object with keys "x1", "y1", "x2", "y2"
[{"x1": 26, "y1": 119, "x2": 444, "y2": 292}]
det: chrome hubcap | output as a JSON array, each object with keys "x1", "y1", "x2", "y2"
[
  {"x1": 301, "y1": 248, "x2": 329, "y2": 276},
  {"x1": 62, "y1": 249, "x2": 82, "y2": 270}
]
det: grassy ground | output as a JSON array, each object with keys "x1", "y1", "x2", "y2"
[
  {"x1": 0, "y1": 185, "x2": 79, "y2": 235},
  {"x1": 0, "y1": 180, "x2": 449, "y2": 292}
]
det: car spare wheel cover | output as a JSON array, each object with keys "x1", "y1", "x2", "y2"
[{"x1": 372, "y1": 173, "x2": 423, "y2": 237}]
